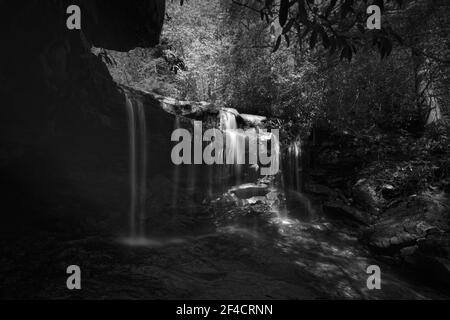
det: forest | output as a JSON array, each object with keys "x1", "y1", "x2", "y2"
[{"x1": 0, "y1": 0, "x2": 449, "y2": 300}]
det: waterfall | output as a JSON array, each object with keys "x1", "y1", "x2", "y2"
[
  {"x1": 220, "y1": 109, "x2": 238, "y2": 131},
  {"x1": 125, "y1": 96, "x2": 147, "y2": 239},
  {"x1": 172, "y1": 118, "x2": 180, "y2": 210},
  {"x1": 220, "y1": 109, "x2": 241, "y2": 183},
  {"x1": 219, "y1": 108, "x2": 281, "y2": 181},
  {"x1": 259, "y1": 130, "x2": 280, "y2": 177},
  {"x1": 125, "y1": 97, "x2": 137, "y2": 237},
  {"x1": 282, "y1": 140, "x2": 302, "y2": 192},
  {"x1": 220, "y1": 109, "x2": 239, "y2": 163}
]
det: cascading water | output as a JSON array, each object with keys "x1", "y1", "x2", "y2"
[
  {"x1": 284, "y1": 140, "x2": 302, "y2": 192},
  {"x1": 125, "y1": 96, "x2": 147, "y2": 241},
  {"x1": 219, "y1": 108, "x2": 281, "y2": 181},
  {"x1": 220, "y1": 109, "x2": 238, "y2": 132},
  {"x1": 220, "y1": 109, "x2": 239, "y2": 162},
  {"x1": 172, "y1": 118, "x2": 180, "y2": 210},
  {"x1": 125, "y1": 97, "x2": 137, "y2": 237},
  {"x1": 259, "y1": 130, "x2": 280, "y2": 177},
  {"x1": 220, "y1": 109, "x2": 242, "y2": 183}
]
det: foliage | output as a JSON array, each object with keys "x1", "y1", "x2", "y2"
[
  {"x1": 233, "y1": 0, "x2": 404, "y2": 60},
  {"x1": 317, "y1": 119, "x2": 450, "y2": 197},
  {"x1": 104, "y1": 0, "x2": 449, "y2": 137}
]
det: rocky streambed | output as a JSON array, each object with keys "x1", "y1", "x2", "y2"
[{"x1": 2, "y1": 171, "x2": 448, "y2": 299}]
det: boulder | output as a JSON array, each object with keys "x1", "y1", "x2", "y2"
[
  {"x1": 352, "y1": 178, "x2": 383, "y2": 214},
  {"x1": 155, "y1": 94, "x2": 220, "y2": 119},
  {"x1": 405, "y1": 232, "x2": 450, "y2": 285},
  {"x1": 362, "y1": 193, "x2": 450, "y2": 255},
  {"x1": 400, "y1": 245, "x2": 419, "y2": 264},
  {"x1": 323, "y1": 201, "x2": 370, "y2": 225},
  {"x1": 230, "y1": 184, "x2": 269, "y2": 199},
  {"x1": 381, "y1": 184, "x2": 396, "y2": 199},
  {"x1": 239, "y1": 114, "x2": 267, "y2": 127},
  {"x1": 305, "y1": 184, "x2": 337, "y2": 198}
]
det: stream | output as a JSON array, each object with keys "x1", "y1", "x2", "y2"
[
  {"x1": 109, "y1": 103, "x2": 448, "y2": 299},
  {"x1": 1, "y1": 97, "x2": 447, "y2": 300}
]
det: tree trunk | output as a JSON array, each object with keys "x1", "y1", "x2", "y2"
[{"x1": 412, "y1": 50, "x2": 442, "y2": 128}]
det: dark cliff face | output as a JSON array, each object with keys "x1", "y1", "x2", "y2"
[
  {"x1": 1, "y1": 1, "x2": 165, "y2": 52},
  {"x1": 0, "y1": 0, "x2": 165, "y2": 139},
  {"x1": 83, "y1": 0, "x2": 165, "y2": 51},
  {"x1": 0, "y1": 1, "x2": 165, "y2": 222},
  {"x1": 0, "y1": 0, "x2": 165, "y2": 112}
]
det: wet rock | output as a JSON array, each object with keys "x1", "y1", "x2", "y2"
[
  {"x1": 242, "y1": 196, "x2": 266, "y2": 206},
  {"x1": 284, "y1": 190, "x2": 316, "y2": 220},
  {"x1": 266, "y1": 190, "x2": 282, "y2": 207},
  {"x1": 381, "y1": 184, "x2": 396, "y2": 199},
  {"x1": 412, "y1": 232, "x2": 450, "y2": 285},
  {"x1": 239, "y1": 114, "x2": 267, "y2": 127},
  {"x1": 352, "y1": 179, "x2": 383, "y2": 214},
  {"x1": 363, "y1": 221, "x2": 424, "y2": 254},
  {"x1": 266, "y1": 190, "x2": 281, "y2": 201},
  {"x1": 305, "y1": 184, "x2": 337, "y2": 198},
  {"x1": 367, "y1": 232, "x2": 417, "y2": 253},
  {"x1": 400, "y1": 245, "x2": 419, "y2": 264},
  {"x1": 156, "y1": 95, "x2": 219, "y2": 119},
  {"x1": 417, "y1": 231, "x2": 450, "y2": 258},
  {"x1": 362, "y1": 193, "x2": 450, "y2": 257},
  {"x1": 230, "y1": 184, "x2": 269, "y2": 199},
  {"x1": 323, "y1": 201, "x2": 370, "y2": 225},
  {"x1": 424, "y1": 257, "x2": 450, "y2": 285}
]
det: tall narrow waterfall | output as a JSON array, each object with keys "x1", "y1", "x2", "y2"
[
  {"x1": 172, "y1": 118, "x2": 180, "y2": 211},
  {"x1": 125, "y1": 97, "x2": 147, "y2": 239},
  {"x1": 220, "y1": 109, "x2": 243, "y2": 183},
  {"x1": 284, "y1": 140, "x2": 302, "y2": 191}
]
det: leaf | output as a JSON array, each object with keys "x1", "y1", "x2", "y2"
[
  {"x1": 325, "y1": 0, "x2": 338, "y2": 18},
  {"x1": 284, "y1": 34, "x2": 290, "y2": 47},
  {"x1": 309, "y1": 29, "x2": 317, "y2": 49},
  {"x1": 282, "y1": 18, "x2": 295, "y2": 34},
  {"x1": 297, "y1": 0, "x2": 308, "y2": 24},
  {"x1": 340, "y1": 0, "x2": 354, "y2": 18},
  {"x1": 279, "y1": 0, "x2": 289, "y2": 27},
  {"x1": 273, "y1": 35, "x2": 282, "y2": 52}
]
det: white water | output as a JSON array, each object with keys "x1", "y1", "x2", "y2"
[
  {"x1": 124, "y1": 105, "x2": 282, "y2": 242},
  {"x1": 172, "y1": 118, "x2": 180, "y2": 210},
  {"x1": 220, "y1": 109, "x2": 241, "y2": 184},
  {"x1": 285, "y1": 140, "x2": 302, "y2": 191},
  {"x1": 219, "y1": 108, "x2": 282, "y2": 180},
  {"x1": 220, "y1": 109, "x2": 240, "y2": 164},
  {"x1": 125, "y1": 97, "x2": 147, "y2": 239}
]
